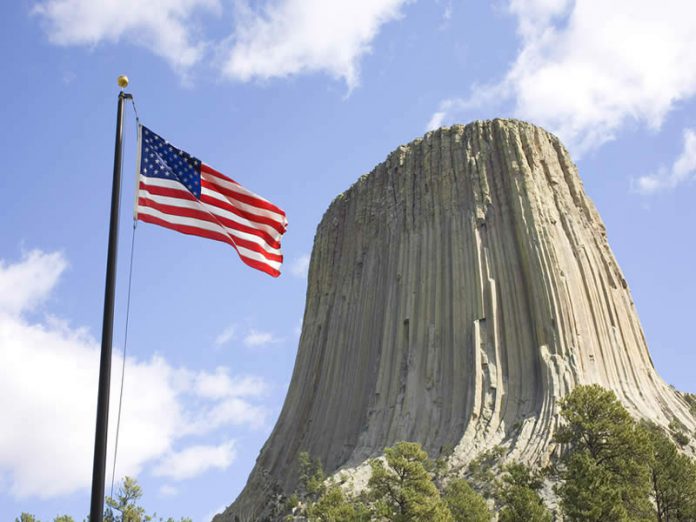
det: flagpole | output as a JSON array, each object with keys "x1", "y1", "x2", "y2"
[{"x1": 90, "y1": 76, "x2": 131, "y2": 522}]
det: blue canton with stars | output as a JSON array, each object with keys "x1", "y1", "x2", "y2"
[{"x1": 140, "y1": 126, "x2": 202, "y2": 198}]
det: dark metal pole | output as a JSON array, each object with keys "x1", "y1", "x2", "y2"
[{"x1": 90, "y1": 90, "x2": 131, "y2": 522}]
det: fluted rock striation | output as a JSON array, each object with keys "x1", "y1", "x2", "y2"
[{"x1": 217, "y1": 119, "x2": 695, "y2": 521}]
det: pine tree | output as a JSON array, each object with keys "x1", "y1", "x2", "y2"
[
  {"x1": 105, "y1": 476, "x2": 150, "y2": 522},
  {"x1": 554, "y1": 385, "x2": 653, "y2": 521},
  {"x1": 306, "y1": 484, "x2": 370, "y2": 521},
  {"x1": 442, "y1": 478, "x2": 490, "y2": 521},
  {"x1": 298, "y1": 451, "x2": 326, "y2": 500},
  {"x1": 644, "y1": 422, "x2": 696, "y2": 521},
  {"x1": 497, "y1": 463, "x2": 550, "y2": 522},
  {"x1": 15, "y1": 515, "x2": 39, "y2": 522},
  {"x1": 368, "y1": 442, "x2": 453, "y2": 521}
]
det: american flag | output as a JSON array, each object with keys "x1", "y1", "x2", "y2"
[{"x1": 135, "y1": 125, "x2": 288, "y2": 277}]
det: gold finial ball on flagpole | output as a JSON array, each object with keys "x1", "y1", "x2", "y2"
[{"x1": 117, "y1": 75, "x2": 129, "y2": 89}]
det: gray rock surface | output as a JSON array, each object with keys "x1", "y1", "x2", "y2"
[{"x1": 215, "y1": 119, "x2": 695, "y2": 521}]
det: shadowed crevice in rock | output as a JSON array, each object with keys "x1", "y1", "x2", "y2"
[{"x1": 216, "y1": 119, "x2": 695, "y2": 521}]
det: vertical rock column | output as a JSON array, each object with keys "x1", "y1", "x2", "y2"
[{"x1": 218, "y1": 119, "x2": 695, "y2": 521}]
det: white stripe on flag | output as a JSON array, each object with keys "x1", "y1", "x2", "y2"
[
  {"x1": 138, "y1": 190, "x2": 282, "y2": 256},
  {"x1": 137, "y1": 205, "x2": 282, "y2": 271}
]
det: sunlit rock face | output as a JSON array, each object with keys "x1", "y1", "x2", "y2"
[{"x1": 217, "y1": 119, "x2": 695, "y2": 521}]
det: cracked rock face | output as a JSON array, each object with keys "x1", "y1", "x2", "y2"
[{"x1": 216, "y1": 119, "x2": 695, "y2": 521}]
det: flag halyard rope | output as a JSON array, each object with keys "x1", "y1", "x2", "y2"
[
  {"x1": 109, "y1": 99, "x2": 139, "y2": 502},
  {"x1": 108, "y1": 222, "x2": 137, "y2": 501}
]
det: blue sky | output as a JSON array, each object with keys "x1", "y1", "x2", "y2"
[{"x1": 1, "y1": 0, "x2": 695, "y2": 520}]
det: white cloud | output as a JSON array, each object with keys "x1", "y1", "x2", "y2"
[
  {"x1": 153, "y1": 366, "x2": 269, "y2": 435},
  {"x1": 507, "y1": 0, "x2": 572, "y2": 40},
  {"x1": 190, "y1": 396, "x2": 267, "y2": 432},
  {"x1": 203, "y1": 505, "x2": 226, "y2": 521},
  {"x1": 32, "y1": 0, "x2": 219, "y2": 71},
  {"x1": 153, "y1": 441, "x2": 236, "y2": 481},
  {"x1": 33, "y1": 0, "x2": 409, "y2": 88},
  {"x1": 635, "y1": 128, "x2": 696, "y2": 194},
  {"x1": 193, "y1": 368, "x2": 267, "y2": 399},
  {"x1": 440, "y1": 0, "x2": 453, "y2": 23},
  {"x1": 179, "y1": 368, "x2": 268, "y2": 432},
  {"x1": 290, "y1": 254, "x2": 311, "y2": 278},
  {"x1": 243, "y1": 329, "x2": 281, "y2": 347},
  {"x1": 159, "y1": 484, "x2": 179, "y2": 497},
  {"x1": 294, "y1": 318, "x2": 303, "y2": 337},
  {"x1": 426, "y1": 110, "x2": 447, "y2": 132},
  {"x1": 0, "y1": 250, "x2": 267, "y2": 499},
  {"x1": 222, "y1": 0, "x2": 409, "y2": 88},
  {"x1": 0, "y1": 250, "x2": 67, "y2": 315},
  {"x1": 213, "y1": 324, "x2": 237, "y2": 346},
  {"x1": 431, "y1": 0, "x2": 696, "y2": 154}
]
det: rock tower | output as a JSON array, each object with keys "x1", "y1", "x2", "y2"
[{"x1": 217, "y1": 119, "x2": 695, "y2": 521}]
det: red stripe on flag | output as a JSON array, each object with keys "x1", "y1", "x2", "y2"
[
  {"x1": 139, "y1": 185, "x2": 282, "y2": 248},
  {"x1": 201, "y1": 164, "x2": 287, "y2": 219},
  {"x1": 199, "y1": 192, "x2": 286, "y2": 237},
  {"x1": 139, "y1": 181, "x2": 197, "y2": 201},
  {"x1": 138, "y1": 197, "x2": 283, "y2": 262},
  {"x1": 137, "y1": 212, "x2": 281, "y2": 277}
]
